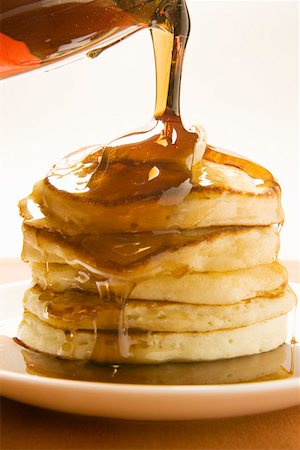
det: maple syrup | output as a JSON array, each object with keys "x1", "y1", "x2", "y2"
[{"x1": 1, "y1": 1, "x2": 292, "y2": 370}]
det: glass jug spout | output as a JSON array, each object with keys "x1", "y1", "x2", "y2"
[{"x1": 0, "y1": 0, "x2": 185, "y2": 79}]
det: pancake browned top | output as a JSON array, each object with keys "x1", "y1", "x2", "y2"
[{"x1": 19, "y1": 145, "x2": 283, "y2": 235}]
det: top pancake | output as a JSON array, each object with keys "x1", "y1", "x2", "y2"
[{"x1": 19, "y1": 145, "x2": 283, "y2": 234}]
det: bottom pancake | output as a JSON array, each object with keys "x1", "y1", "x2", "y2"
[
  {"x1": 18, "y1": 312, "x2": 289, "y2": 364},
  {"x1": 21, "y1": 344, "x2": 289, "y2": 385}
]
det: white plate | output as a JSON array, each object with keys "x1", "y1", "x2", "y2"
[{"x1": 1, "y1": 281, "x2": 299, "y2": 420}]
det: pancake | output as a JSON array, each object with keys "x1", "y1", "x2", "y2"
[
  {"x1": 19, "y1": 146, "x2": 283, "y2": 234},
  {"x1": 21, "y1": 344, "x2": 289, "y2": 385},
  {"x1": 22, "y1": 223, "x2": 279, "y2": 278},
  {"x1": 18, "y1": 312, "x2": 289, "y2": 363},
  {"x1": 29, "y1": 262, "x2": 287, "y2": 304},
  {"x1": 125, "y1": 262, "x2": 287, "y2": 304},
  {"x1": 23, "y1": 285, "x2": 296, "y2": 332}
]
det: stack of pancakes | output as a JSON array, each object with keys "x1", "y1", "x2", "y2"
[{"x1": 18, "y1": 145, "x2": 296, "y2": 364}]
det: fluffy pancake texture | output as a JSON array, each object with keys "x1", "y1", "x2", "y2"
[
  {"x1": 18, "y1": 145, "x2": 295, "y2": 364},
  {"x1": 22, "y1": 223, "x2": 279, "y2": 277},
  {"x1": 23, "y1": 285, "x2": 295, "y2": 332},
  {"x1": 29, "y1": 261, "x2": 287, "y2": 304},
  {"x1": 18, "y1": 312, "x2": 289, "y2": 364}
]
